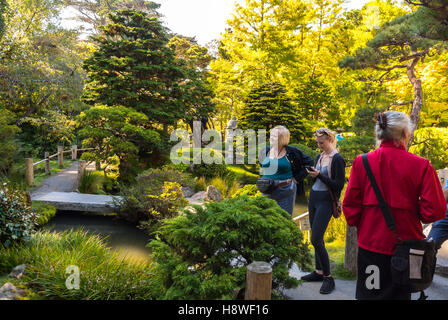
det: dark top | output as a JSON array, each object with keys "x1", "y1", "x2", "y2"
[
  {"x1": 313, "y1": 152, "x2": 346, "y2": 200},
  {"x1": 260, "y1": 145, "x2": 314, "y2": 195}
]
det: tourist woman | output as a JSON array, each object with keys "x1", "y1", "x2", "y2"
[
  {"x1": 259, "y1": 126, "x2": 313, "y2": 215},
  {"x1": 343, "y1": 111, "x2": 446, "y2": 300},
  {"x1": 301, "y1": 128, "x2": 346, "y2": 295}
]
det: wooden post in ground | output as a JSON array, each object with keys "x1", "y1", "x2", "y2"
[
  {"x1": 77, "y1": 160, "x2": 87, "y2": 190},
  {"x1": 344, "y1": 225, "x2": 358, "y2": 274},
  {"x1": 72, "y1": 145, "x2": 78, "y2": 161},
  {"x1": 45, "y1": 152, "x2": 51, "y2": 175},
  {"x1": 58, "y1": 146, "x2": 64, "y2": 168},
  {"x1": 245, "y1": 261, "x2": 272, "y2": 300},
  {"x1": 25, "y1": 158, "x2": 34, "y2": 187}
]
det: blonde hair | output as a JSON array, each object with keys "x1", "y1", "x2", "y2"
[
  {"x1": 270, "y1": 125, "x2": 290, "y2": 149},
  {"x1": 314, "y1": 128, "x2": 337, "y2": 147}
]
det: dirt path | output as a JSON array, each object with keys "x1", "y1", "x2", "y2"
[{"x1": 30, "y1": 161, "x2": 96, "y2": 198}]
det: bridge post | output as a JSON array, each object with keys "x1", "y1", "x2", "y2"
[
  {"x1": 58, "y1": 146, "x2": 64, "y2": 168},
  {"x1": 25, "y1": 158, "x2": 34, "y2": 187},
  {"x1": 244, "y1": 261, "x2": 272, "y2": 300},
  {"x1": 45, "y1": 152, "x2": 51, "y2": 175},
  {"x1": 72, "y1": 145, "x2": 78, "y2": 160},
  {"x1": 77, "y1": 160, "x2": 87, "y2": 190}
]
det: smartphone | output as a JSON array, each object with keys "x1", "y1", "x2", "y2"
[{"x1": 305, "y1": 166, "x2": 315, "y2": 172}]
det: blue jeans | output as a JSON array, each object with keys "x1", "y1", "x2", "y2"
[
  {"x1": 428, "y1": 212, "x2": 448, "y2": 251},
  {"x1": 263, "y1": 180, "x2": 296, "y2": 215}
]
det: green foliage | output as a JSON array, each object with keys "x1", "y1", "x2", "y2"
[
  {"x1": 79, "y1": 170, "x2": 105, "y2": 194},
  {"x1": 0, "y1": 109, "x2": 20, "y2": 175},
  {"x1": 231, "y1": 184, "x2": 261, "y2": 198},
  {"x1": 117, "y1": 167, "x2": 194, "y2": 225},
  {"x1": 77, "y1": 104, "x2": 162, "y2": 181},
  {"x1": 409, "y1": 127, "x2": 448, "y2": 170},
  {"x1": 0, "y1": 0, "x2": 6, "y2": 38},
  {"x1": 0, "y1": 183, "x2": 37, "y2": 248},
  {"x1": 289, "y1": 143, "x2": 320, "y2": 161},
  {"x1": 239, "y1": 82, "x2": 307, "y2": 142},
  {"x1": 208, "y1": 176, "x2": 241, "y2": 199},
  {"x1": 0, "y1": 229, "x2": 158, "y2": 299},
  {"x1": 149, "y1": 195, "x2": 312, "y2": 299},
  {"x1": 294, "y1": 78, "x2": 341, "y2": 131},
  {"x1": 338, "y1": 135, "x2": 375, "y2": 165},
  {"x1": 82, "y1": 9, "x2": 215, "y2": 128},
  {"x1": 351, "y1": 105, "x2": 383, "y2": 137},
  {"x1": 31, "y1": 201, "x2": 56, "y2": 227},
  {"x1": 191, "y1": 162, "x2": 232, "y2": 180}
]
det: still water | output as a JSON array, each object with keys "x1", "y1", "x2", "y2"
[
  {"x1": 44, "y1": 197, "x2": 309, "y2": 264},
  {"x1": 45, "y1": 211, "x2": 153, "y2": 263}
]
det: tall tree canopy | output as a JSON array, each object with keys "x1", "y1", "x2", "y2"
[
  {"x1": 82, "y1": 9, "x2": 187, "y2": 128},
  {"x1": 339, "y1": 0, "x2": 448, "y2": 147}
]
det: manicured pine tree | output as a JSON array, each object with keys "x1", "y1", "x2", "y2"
[
  {"x1": 82, "y1": 9, "x2": 186, "y2": 129},
  {"x1": 339, "y1": 2, "x2": 447, "y2": 147},
  {"x1": 238, "y1": 82, "x2": 306, "y2": 142}
]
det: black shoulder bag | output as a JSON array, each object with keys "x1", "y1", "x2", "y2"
[{"x1": 362, "y1": 153, "x2": 436, "y2": 298}]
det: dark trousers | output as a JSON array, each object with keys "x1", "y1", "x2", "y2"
[
  {"x1": 308, "y1": 190, "x2": 333, "y2": 276},
  {"x1": 356, "y1": 247, "x2": 411, "y2": 300}
]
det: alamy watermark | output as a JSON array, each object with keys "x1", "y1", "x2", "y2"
[
  {"x1": 170, "y1": 121, "x2": 279, "y2": 175},
  {"x1": 65, "y1": 265, "x2": 80, "y2": 290}
]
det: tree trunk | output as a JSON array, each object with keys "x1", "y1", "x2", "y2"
[
  {"x1": 406, "y1": 56, "x2": 423, "y2": 149},
  {"x1": 344, "y1": 225, "x2": 358, "y2": 274}
]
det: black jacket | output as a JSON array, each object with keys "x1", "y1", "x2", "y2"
[
  {"x1": 260, "y1": 145, "x2": 314, "y2": 195},
  {"x1": 313, "y1": 152, "x2": 346, "y2": 200}
]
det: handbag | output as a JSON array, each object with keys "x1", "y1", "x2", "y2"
[
  {"x1": 327, "y1": 186, "x2": 342, "y2": 219},
  {"x1": 362, "y1": 153, "x2": 436, "y2": 297},
  {"x1": 256, "y1": 178, "x2": 278, "y2": 194}
]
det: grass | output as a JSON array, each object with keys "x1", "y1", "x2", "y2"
[
  {"x1": 0, "y1": 229, "x2": 160, "y2": 300},
  {"x1": 227, "y1": 164, "x2": 259, "y2": 184},
  {"x1": 306, "y1": 238, "x2": 357, "y2": 281}
]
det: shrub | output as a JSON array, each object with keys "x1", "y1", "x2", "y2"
[
  {"x1": 149, "y1": 195, "x2": 312, "y2": 299},
  {"x1": 0, "y1": 230, "x2": 159, "y2": 299},
  {"x1": 31, "y1": 201, "x2": 57, "y2": 227},
  {"x1": 231, "y1": 184, "x2": 261, "y2": 198},
  {"x1": 79, "y1": 170, "x2": 105, "y2": 194},
  {"x1": 338, "y1": 135, "x2": 375, "y2": 166},
  {"x1": 0, "y1": 183, "x2": 37, "y2": 248},
  {"x1": 190, "y1": 162, "x2": 232, "y2": 179},
  {"x1": 117, "y1": 168, "x2": 193, "y2": 224},
  {"x1": 208, "y1": 176, "x2": 241, "y2": 199}
]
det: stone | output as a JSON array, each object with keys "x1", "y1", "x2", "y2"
[
  {"x1": 189, "y1": 191, "x2": 207, "y2": 204},
  {"x1": 31, "y1": 192, "x2": 123, "y2": 213},
  {"x1": 0, "y1": 282, "x2": 25, "y2": 300},
  {"x1": 206, "y1": 185, "x2": 222, "y2": 202},
  {"x1": 8, "y1": 264, "x2": 26, "y2": 279},
  {"x1": 181, "y1": 187, "x2": 195, "y2": 198}
]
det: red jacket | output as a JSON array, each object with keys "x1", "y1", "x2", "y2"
[{"x1": 343, "y1": 140, "x2": 447, "y2": 255}]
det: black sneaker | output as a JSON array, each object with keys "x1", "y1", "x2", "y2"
[
  {"x1": 319, "y1": 276, "x2": 335, "y2": 294},
  {"x1": 301, "y1": 271, "x2": 324, "y2": 282}
]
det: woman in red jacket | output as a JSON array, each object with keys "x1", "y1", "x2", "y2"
[{"x1": 343, "y1": 111, "x2": 447, "y2": 300}]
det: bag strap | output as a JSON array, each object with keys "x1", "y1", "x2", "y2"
[{"x1": 361, "y1": 153, "x2": 401, "y2": 242}]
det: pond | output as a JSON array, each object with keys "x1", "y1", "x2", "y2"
[
  {"x1": 44, "y1": 211, "x2": 153, "y2": 263},
  {"x1": 43, "y1": 196, "x2": 310, "y2": 265}
]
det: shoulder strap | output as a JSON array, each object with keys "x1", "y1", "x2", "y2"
[{"x1": 361, "y1": 153, "x2": 400, "y2": 241}]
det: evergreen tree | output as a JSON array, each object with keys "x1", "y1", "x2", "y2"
[
  {"x1": 238, "y1": 82, "x2": 306, "y2": 142},
  {"x1": 0, "y1": 0, "x2": 6, "y2": 38},
  {"x1": 339, "y1": 2, "x2": 447, "y2": 147},
  {"x1": 82, "y1": 9, "x2": 186, "y2": 128}
]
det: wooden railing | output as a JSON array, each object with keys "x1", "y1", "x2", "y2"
[{"x1": 25, "y1": 145, "x2": 96, "y2": 187}]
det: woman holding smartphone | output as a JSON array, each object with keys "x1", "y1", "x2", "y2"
[{"x1": 301, "y1": 128, "x2": 346, "y2": 295}]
